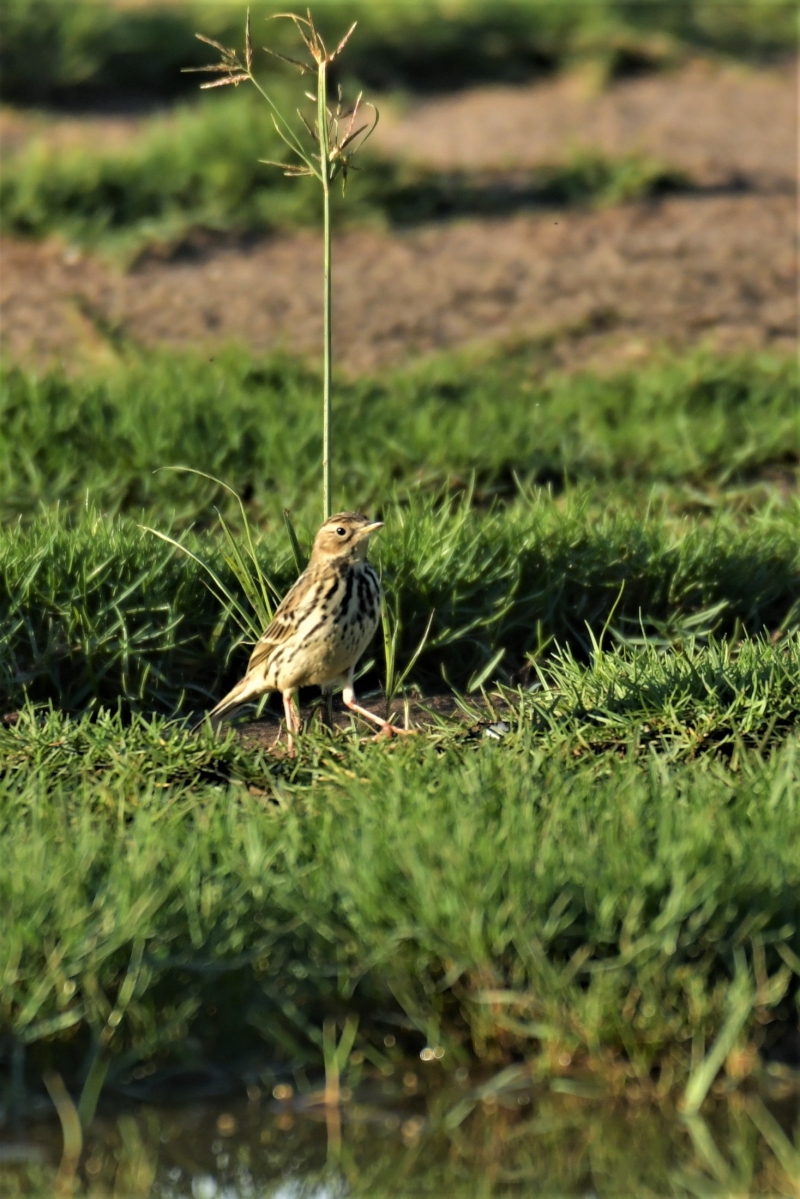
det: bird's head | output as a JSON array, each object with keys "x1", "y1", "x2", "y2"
[{"x1": 310, "y1": 512, "x2": 384, "y2": 564}]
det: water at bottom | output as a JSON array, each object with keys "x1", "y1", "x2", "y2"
[{"x1": 2, "y1": 1066, "x2": 799, "y2": 1197}]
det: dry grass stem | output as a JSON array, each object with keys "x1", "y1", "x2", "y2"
[{"x1": 184, "y1": 8, "x2": 378, "y2": 518}]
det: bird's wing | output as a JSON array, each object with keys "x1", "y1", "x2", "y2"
[{"x1": 245, "y1": 569, "x2": 316, "y2": 672}]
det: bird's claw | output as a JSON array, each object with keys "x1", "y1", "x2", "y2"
[{"x1": 373, "y1": 721, "x2": 416, "y2": 740}]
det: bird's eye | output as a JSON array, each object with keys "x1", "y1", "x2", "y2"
[{"x1": 335, "y1": 526, "x2": 347, "y2": 537}]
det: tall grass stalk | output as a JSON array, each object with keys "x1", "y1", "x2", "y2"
[{"x1": 186, "y1": 8, "x2": 377, "y2": 519}]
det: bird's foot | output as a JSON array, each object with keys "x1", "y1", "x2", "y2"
[
  {"x1": 373, "y1": 720, "x2": 416, "y2": 740},
  {"x1": 342, "y1": 693, "x2": 416, "y2": 740}
]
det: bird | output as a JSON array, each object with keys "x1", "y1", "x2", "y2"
[{"x1": 197, "y1": 512, "x2": 412, "y2": 755}]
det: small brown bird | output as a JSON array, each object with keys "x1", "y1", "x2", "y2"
[{"x1": 199, "y1": 512, "x2": 409, "y2": 754}]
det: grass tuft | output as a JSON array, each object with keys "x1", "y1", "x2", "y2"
[
  {"x1": 1, "y1": 496, "x2": 798, "y2": 713},
  {"x1": 1, "y1": 346, "x2": 796, "y2": 522},
  {"x1": 0, "y1": 88, "x2": 693, "y2": 260}
]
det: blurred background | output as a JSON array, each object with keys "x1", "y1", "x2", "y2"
[{"x1": 0, "y1": 0, "x2": 796, "y2": 376}]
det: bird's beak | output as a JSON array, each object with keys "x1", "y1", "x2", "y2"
[{"x1": 358, "y1": 520, "x2": 385, "y2": 538}]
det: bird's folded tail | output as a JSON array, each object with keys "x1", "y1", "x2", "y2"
[{"x1": 191, "y1": 675, "x2": 262, "y2": 734}]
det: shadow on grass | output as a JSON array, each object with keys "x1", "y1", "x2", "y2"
[
  {"x1": 372, "y1": 156, "x2": 693, "y2": 226},
  {"x1": 0, "y1": 500, "x2": 798, "y2": 712}
]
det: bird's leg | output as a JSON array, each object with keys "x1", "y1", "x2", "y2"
[
  {"x1": 342, "y1": 680, "x2": 415, "y2": 738},
  {"x1": 282, "y1": 691, "x2": 299, "y2": 757},
  {"x1": 320, "y1": 685, "x2": 334, "y2": 730}
]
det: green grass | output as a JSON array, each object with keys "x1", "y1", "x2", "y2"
[
  {"x1": 1, "y1": 346, "x2": 797, "y2": 712},
  {"x1": 1, "y1": 495, "x2": 798, "y2": 714},
  {"x1": 0, "y1": 89, "x2": 325, "y2": 258},
  {"x1": 2, "y1": 0, "x2": 794, "y2": 106},
  {"x1": 1, "y1": 346, "x2": 796, "y2": 523},
  {"x1": 523, "y1": 633, "x2": 800, "y2": 756},
  {"x1": 2, "y1": 693, "x2": 799, "y2": 1094},
  {"x1": 1, "y1": 342, "x2": 799, "y2": 1158},
  {"x1": 0, "y1": 87, "x2": 689, "y2": 259}
]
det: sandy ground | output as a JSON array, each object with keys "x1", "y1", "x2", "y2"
[
  {"x1": 1, "y1": 60, "x2": 796, "y2": 373},
  {"x1": 2, "y1": 192, "x2": 793, "y2": 374},
  {"x1": 378, "y1": 58, "x2": 797, "y2": 189}
]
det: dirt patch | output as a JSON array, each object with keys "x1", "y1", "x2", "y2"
[
  {"x1": 235, "y1": 691, "x2": 511, "y2": 753},
  {"x1": 378, "y1": 58, "x2": 797, "y2": 189},
  {"x1": 0, "y1": 105, "x2": 154, "y2": 157},
  {"x1": 1, "y1": 60, "x2": 796, "y2": 373},
  {"x1": 3, "y1": 58, "x2": 795, "y2": 186},
  {"x1": 2, "y1": 190, "x2": 795, "y2": 373}
]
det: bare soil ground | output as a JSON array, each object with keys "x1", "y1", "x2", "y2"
[
  {"x1": 379, "y1": 58, "x2": 797, "y2": 189},
  {"x1": 1, "y1": 60, "x2": 796, "y2": 373},
  {"x1": 235, "y1": 692, "x2": 510, "y2": 755}
]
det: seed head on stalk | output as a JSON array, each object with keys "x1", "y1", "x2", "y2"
[{"x1": 183, "y1": 9, "x2": 378, "y2": 519}]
